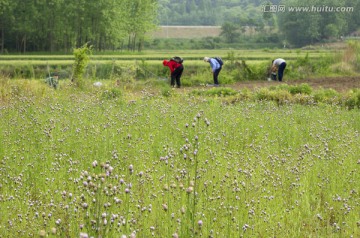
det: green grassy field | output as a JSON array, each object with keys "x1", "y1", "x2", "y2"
[
  {"x1": 0, "y1": 46, "x2": 359, "y2": 237},
  {"x1": 0, "y1": 88, "x2": 359, "y2": 237},
  {"x1": 0, "y1": 48, "x2": 348, "y2": 87}
]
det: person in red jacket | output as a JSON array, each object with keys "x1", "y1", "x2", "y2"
[{"x1": 163, "y1": 57, "x2": 184, "y2": 88}]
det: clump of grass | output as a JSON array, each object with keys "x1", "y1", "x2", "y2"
[
  {"x1": 100, "y1": 88, "x2": 123, "y2": 100},
  {"x1": 190, "y1": 87, "x2": 238, "y2": 97},
  {"x1": 343, "y1": 89, "x2": 360, "y2": 109},
  {"x1": 313, "y1": 88, "x2": 341, "y2": 105},
  {"x1": 160, "y1": 84, "x2": 173, "y2": 97},
  {"x1": 343, "y1": 40, "x2": 360, "y2": 71},
  {"x1": 271, "y1": 83, "x2": 312, "y2": 95}
]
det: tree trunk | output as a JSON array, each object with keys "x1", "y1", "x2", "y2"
[
  {"x1": 137, "y1": 38, "x2": 143, "y2": 52},
  {"x1": 0, "y1": 24, "x2": 4, "y2": 54},
  {"x1": 22, "y1": 35, "x2": 27, "y2": 53},
  {"x1": 132, "y1": 33, "x2": 136, "y2": 52}
]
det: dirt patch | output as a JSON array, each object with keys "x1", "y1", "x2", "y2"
[
  {"x1": 150, "y1": 26, "x2": 221, "y2": 39},
  {"x1": 230, "y1": 76, "x2": 360, "y2": 92}
]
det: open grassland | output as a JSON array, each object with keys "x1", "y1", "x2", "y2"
[{"x1": 0, "y1": 88, "x2": 359, "y2": 237}]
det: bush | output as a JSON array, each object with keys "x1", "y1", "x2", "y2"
[
  {"x1": 229, "y1": 61, "x2": 269, "y2": 82},
  {"x1": 272, "y1": 90, "x2": 292, "y2": 105},
  {"x1": 343, "y1": 41, "x2": 360, "y2": 71},
  {"x1": 344, "y1": 89, "x2": 360, "y2": 109},
  {"x1": 254, "y1": 88, "x2": 272, "y2": 101},
  {"x1": 288, "y1": 84, "x2": 312, "y2": 95},
  {"x1": 313, "y1": 88, "x2": 340, "y2": 104}
]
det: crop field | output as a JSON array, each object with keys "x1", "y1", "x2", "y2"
[
  {"x1": 0, "y1": 46, "x2": 359, "y2": 237},
  {"x1": 0, "y1": 89, "x2": 359, "y2": 237},
  {"x1": 0, "y1": 49, "x2": 336, "y2": 64},
  {"x1": 0, "y1": 49, "x2": 341, "y2": 84}
]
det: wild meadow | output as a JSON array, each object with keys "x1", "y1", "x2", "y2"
[{"x1": 0, "y1": 83, "x2": 359, "y2": 237}]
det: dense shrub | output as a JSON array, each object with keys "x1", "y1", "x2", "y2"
[
  {"x1": 313, "y1": 88, "x2": 340, "y2": 104},
  {"x1": 344, "y1": 89, "x2": 360, "y2": 109}
]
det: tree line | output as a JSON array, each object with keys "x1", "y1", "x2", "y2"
[
  {"x1": 159, "y1": 0, "x2": 359, "y2": 47},
  {"x1": 0, "y1": 0, "x2": 158, "y2": 53},
  {"x1": 277, "y1": 0, "x2": 360, "y2": 47},
  {"x1": 1, "y1": 0, "x2": 359, "y2": 53}
]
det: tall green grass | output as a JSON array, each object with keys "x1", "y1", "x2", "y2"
[{"x1": 0, "y1": 88, "x2": 359, "y2": 237}]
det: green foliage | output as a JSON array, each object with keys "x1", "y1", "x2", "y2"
[
  {"x1": 45, "y1": 76, "x2": 59, "y2": 89},
  {"x1": 100, "y1": 88, "x2": 122, "y2": 100},
  {"x1": 278, "y1": 0, "x2": 354, "y2": 47},
  {"x1": 220, "y1": 22, "x2": 240, "y2": 43},
  {"x1": 190, "y1": 87, "x2": 238, "y2": 97},
  {"x1": 344, "y1": 89, "x2": 360, "y2": 109},
  {"x1": 286, "y1": 53, "x2": 334, "y2": 79},
  {"x1": 271, "y1": 83, "x2": 313, "y2": 95},
  {"x1": 160, "y1": 84, "x2": 173, "y2": 97},
  {"x1": 72, "y1": 44, "x2": 93, "y2": 88},
  {"x1": 229, "y1": 60, "x2": 270, "y2": 81},
  {"x1": 344, "y1": 41, "x2": 360, "y2": 71},
  {"x1": 2, "y1": 0, "x2": 158, "y2": 53},
  {"x1": 313, "y1": 88, "x2": 340, "y2": 104}
]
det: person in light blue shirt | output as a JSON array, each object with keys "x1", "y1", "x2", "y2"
[{"x1": 204, "y1": 57, "x2": 222, "y2": 85}]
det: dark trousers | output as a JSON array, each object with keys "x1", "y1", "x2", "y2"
[
  {"x1": 213, "y1": 67, "x2": 222, "y2": 85},
  {"x1": 171, "y1": 65, "x2": 183, "y2": 87},
  {"x1": 278, "y1": 62, "x2": 286, "y2": 81}
]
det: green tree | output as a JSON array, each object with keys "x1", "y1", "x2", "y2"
[
  {"x1": 278, "y1": 0, "x2": 317, "y2": 46},
  {"x1": 278, "y1": 0, "x2": 352, "y2": 46},
  {"x1": 121, "y1": 0, "x2": 157, "y2": 51},
  {"x1": 1, "y1": 0, "x2": 158, "y2": 52},
  {"x1": 344, "y1": 0, "x2": 360, "y2": 34},
  {"x1": 0, "y1": 0, "x2": 14, "y2": 53},
  {"x1": 220, "y1": 22, "x2": 239, "y2": 43}
]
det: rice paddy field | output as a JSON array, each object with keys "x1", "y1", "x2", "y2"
[
  {"x1": 0, "y1": 49, "x2": 334, "y2": 65},
  {"x1": 0, "y1": 86, "x2": 359, "y2": 237}
]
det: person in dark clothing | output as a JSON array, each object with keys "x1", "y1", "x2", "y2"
[
  {"x1": 203, "y1": 57, "x2": 221, "y2": 86},
  {"x1": 271, "y1": 58, "x2": 287, "y2": 81},
  {"x1": 163, "y1": 58, "x2": 183, "y2": 88}
]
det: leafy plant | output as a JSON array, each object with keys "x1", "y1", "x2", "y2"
[
  {"x1": 101, "y1": 88, "x2": 122, "y2": 100},
  {"x1": 72, "y1": 44, "x2": 93, "y2": 88}
]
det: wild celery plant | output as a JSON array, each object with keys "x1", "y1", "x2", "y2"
[{"x1": 0, "y1": 93, "x2": 359, "y2": 237}]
